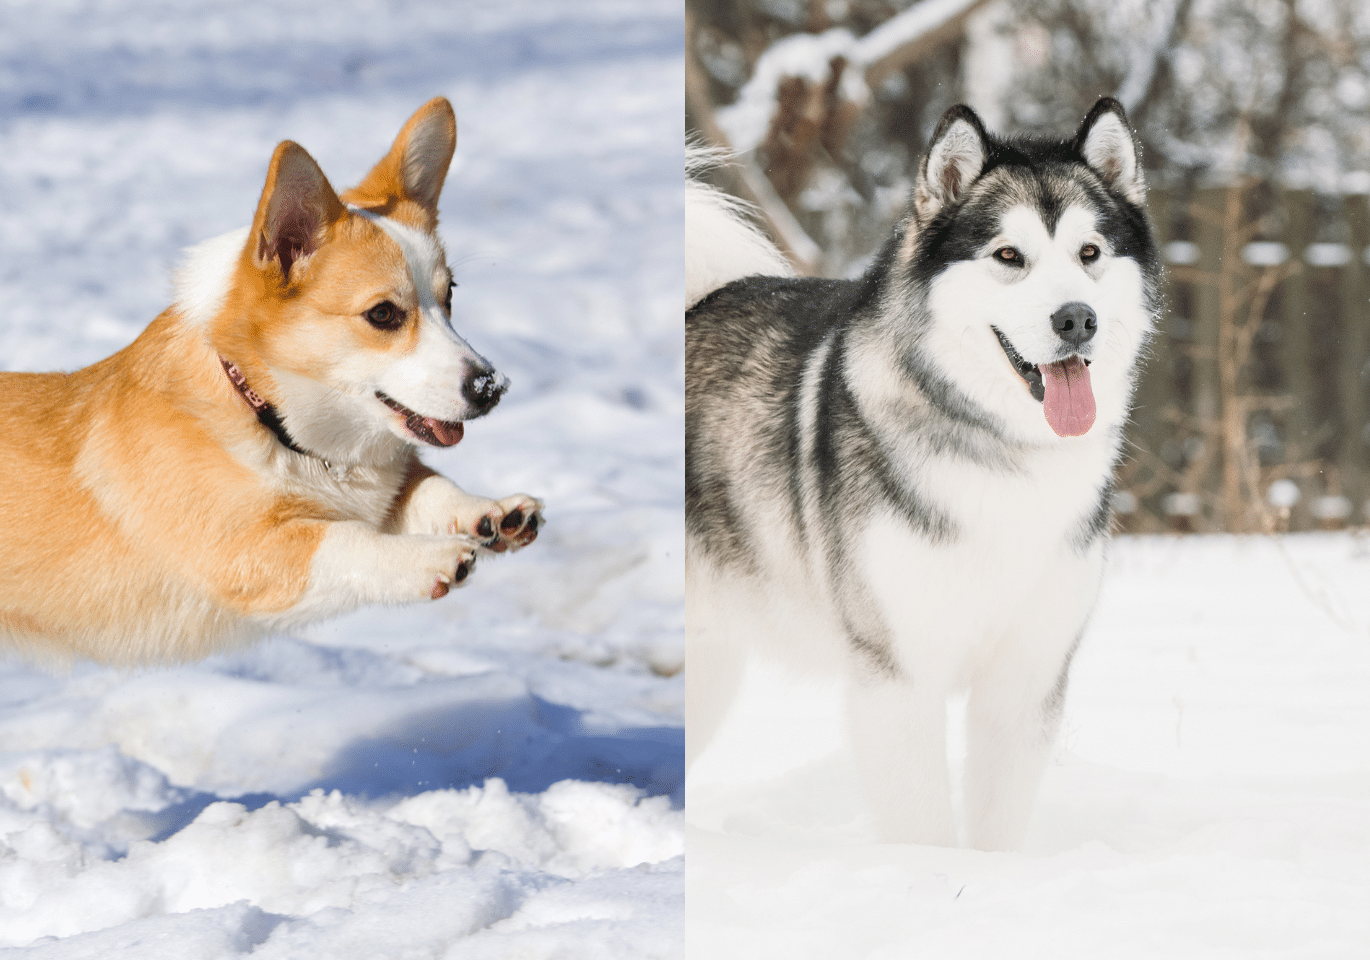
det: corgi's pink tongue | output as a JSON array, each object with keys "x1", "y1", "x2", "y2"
[
  {"x1": 407, "y1": 414, "x2": 464, "y2": 447},
  {"x1": 1040, "y1": 357, "x2": 1095, "y2": 437}
]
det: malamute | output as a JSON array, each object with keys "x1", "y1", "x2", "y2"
[{"x1": 685, "y1": 98, "x2": 1159, "y2": 851}]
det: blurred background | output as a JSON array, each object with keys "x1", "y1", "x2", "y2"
[{"x1": 686, "y1": 0, "x2": 1370, "y2": 534}]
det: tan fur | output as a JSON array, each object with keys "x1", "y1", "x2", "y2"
[
  {"x1": 0, "y1": 98, "x2": 541, "y2": 666},
  {"x1": 343, "y1": 97, "x2": 455, "y2": 231}
]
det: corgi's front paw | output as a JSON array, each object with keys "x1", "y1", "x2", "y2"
[
  {"x1": 421, "y1": 535, "x2": 480, "y2": 600},
  {"x1": 302, "y1": 524, "x2": 483, "y2": 617},
  {"x1": 462, "y1": 494, "x2": 543, "y2": 553}
]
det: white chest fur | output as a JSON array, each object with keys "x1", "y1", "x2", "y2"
[{"x1": 860, "y1": 441, "x2": 1108, "y2": 684}]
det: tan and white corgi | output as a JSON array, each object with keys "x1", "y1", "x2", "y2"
[{"x1": 0, "y1": 97, "x2": 542, "y2": 665}]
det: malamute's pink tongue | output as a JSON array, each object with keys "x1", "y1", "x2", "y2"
[
  {"x1": 1041, "y1": 357, "x2": 1095, "y2": 437},
  {"x1": 407, "y1": 413, "x2": 464, "y2": 447}
]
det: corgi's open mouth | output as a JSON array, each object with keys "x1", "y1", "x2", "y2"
[
  {"x1": 376, "y1": 391, "x2": 465, "y2": 447},
  {"x1": 991, "y1": 327, "x2": 1096, "y2": 438}
]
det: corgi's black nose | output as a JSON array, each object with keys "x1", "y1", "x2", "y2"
[
  {"x1": 1051, "y1": 302, "x2": 1097, "y2": 348},
  {"x1": 462, "y1": 366, "x2": 507, "y2": 416}
]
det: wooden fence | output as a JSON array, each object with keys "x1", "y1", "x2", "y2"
[{"x1": 1118, "y1": 183, "x2": 1370, "y2": 533}]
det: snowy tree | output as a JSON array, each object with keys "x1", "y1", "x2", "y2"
[{"x1": 689, "y1": 0, "x2": 1370, "y2": 267}]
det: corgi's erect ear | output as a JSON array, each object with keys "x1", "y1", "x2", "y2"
[
  {"x1": 251, "y1": 141, "x2": 345, "y2": 282},
  {"x1": 343, "y1": 97, "x2": 457, "y2": 226}
]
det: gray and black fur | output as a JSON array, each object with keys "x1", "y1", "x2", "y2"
[
  {"x1": 689, "y1": 99, "x2": 1158, "y2": 572},
  {"x1": 686, "y1": 98, "x2": 1160, "y2": 850}
]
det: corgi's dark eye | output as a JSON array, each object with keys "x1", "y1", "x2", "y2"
[
  {"x1": 443, "y1": 279, "x2": 455, "y2": 312},
  {"x1": 994, "y1": 246, "x2": 1024, "y2": 266},
  {"x1": 365, "y1": 301, "x2": 403, "y2": 330},
  {"x1": 1080, "y1": 243, "x2": 1101, "y2": 264}
]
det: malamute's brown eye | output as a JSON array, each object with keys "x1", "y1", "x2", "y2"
[
  {"x1": 994, "y1": 246, "x2": 1023, "y2": 266},
  {"x1": 365, "y1": 301, "x2": 403, "y2": 330},
  {"x1": 1080, "y1": 243, "x2": 1101, "y2": 264}
]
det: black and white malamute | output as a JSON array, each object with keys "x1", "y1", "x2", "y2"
[{"x1": 686, "y1": 98, "x2": 1159, "y2": 850}]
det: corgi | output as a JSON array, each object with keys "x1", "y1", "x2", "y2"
[{"x1": 0, "y1": 98, "x2": 542, "y2": 665}]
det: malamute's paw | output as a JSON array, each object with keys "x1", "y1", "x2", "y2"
[
  {"x1": 424, "y1": 535, "x2": 480, "y2": 600},
  {"x1": 466, "y1": 494, "x2": 543, "y2": 553}
]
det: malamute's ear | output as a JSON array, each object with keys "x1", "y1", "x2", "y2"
[
  {"x1": 344, "y1": 97, "x2": 457, "y2": 228},
  {"x1": 251, "y1": 141, "x2": 346, "y2": 282},
  {"x1": 915, "y1": 105, "x2": 991, "y2": 223},
  {"x1": 1075, "y1": 97, "x2": 1145, "y2": 205}
]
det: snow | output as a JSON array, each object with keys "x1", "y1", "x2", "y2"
[
  {"x1": 0, "y1": 0, "x2": 682, "y2": 955},
  {"x1": 689, "y1": 535, "x2": 1370, "y2": 957}
]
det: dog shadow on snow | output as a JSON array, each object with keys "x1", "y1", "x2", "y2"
[
  {"x1": 144, "y1": 688, "x2": 682, "y2": 843},
  {"x1": 305, "y1": 695, "x2": 684, "y2": 803}
]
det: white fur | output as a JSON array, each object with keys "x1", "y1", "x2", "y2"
[
  {"x1": 919, "y1": 117, "x2": 988, "y2": 221},
  {"x1": 394, "y1": 471, "x2": 481, "y2": 535},
  {"x1": 268, "y1": 366, "x2": 410, "y2": 469},
  {"x1": 684, "y1": 179, "x2": 793, "y2": 308},
  {"x1": 853, "y1": 459, "x2": 1104, "y2": 848},
  {"x1": 1080, "y1": 111, "x2": 1145, "y2": 204},
  {"x1": 166, "y1": 215, "x2": 527, "y2": 614},
  {"x1": 266, "y1": 468, "x2": 535, "y2": 634},
  {"x1": 686, "y1": 171, "x2": 1150, "y2": 851},
  {"x1": 175, "y1": 209, "x2": 507, "y2": 469},
  {"x1": 173, "y1": 227, "x2": 250, "y2": 325},
  {"x1": 920, "y1": 204, "x2": 1149, "y2": 445},
  {"x1": 688, "y1": 441, "x2": 1109, "y2": 848},
  {"x1": 171, "y1": 225, "x2": 422, "y2": 468},
  {"x1": 685, "y1": 555, "x2": 848, "y2": 767},
  {"x1": 278, "y1": 521, "x2": 479, "y2": 627},
  {"x1": 348, "y1": 207, "x2": 507, "y2": 428},
  {"x1": 842, "y1": 202, "x2": 1141, "y2": 847}
]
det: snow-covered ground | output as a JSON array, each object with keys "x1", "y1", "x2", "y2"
[
  {"x1": 689, "y1": 535, "x2": 1370, "y2": 957},
  {"x1": 0, "y1": 1, "x2": 683, "y2": 956}
]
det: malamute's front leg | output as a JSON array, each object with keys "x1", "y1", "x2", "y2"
[
  {"x1": 685, "y1": 631, "x2": 748, "y2": 769},
  {"x1": 393, "y1": 465, "x2": 542, "y2": 552},
  {"x1": 847, "y1": 676, "x2": 958, "y2": 847},
  {"x1": 961, "y1": 642, "x2": 1077, "y2": 851}
]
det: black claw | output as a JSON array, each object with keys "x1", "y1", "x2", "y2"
[
  {"x1": 500, "y1": 509, "x2": 524, "y2": 534},
  {"x1": 477, "y1": 516, "x2": 494, "y2": 539},
  {"x1": 526, "y1": 513, "x2": 539, "y2": 535},
  {"x1": 454, "y1": 562, "x2": 469, "y2": 583}
]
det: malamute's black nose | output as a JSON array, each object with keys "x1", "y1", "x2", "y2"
[
  {"x1": 1051, "y1": 302, "x2": 1097, "y2": 348},
  {"x1": 462, "y1": 366, "x2": 507, "y2": 416}
]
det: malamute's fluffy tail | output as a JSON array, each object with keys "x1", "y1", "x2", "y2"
[{"x1": 685, "y1": 148, "x2": 793, "y2": 307}]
